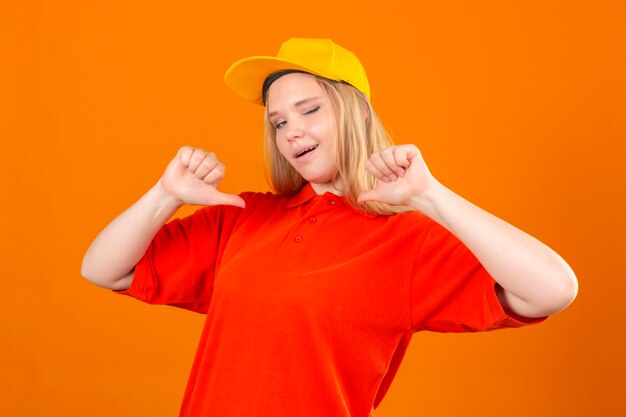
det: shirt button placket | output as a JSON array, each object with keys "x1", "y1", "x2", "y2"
[{"x1": 294, "y1": 235, "x2": 303, "y2": 243}]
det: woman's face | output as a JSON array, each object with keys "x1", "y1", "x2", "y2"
[{"x1": 266, "y1": 72, "x2": 341, "y2": 195}]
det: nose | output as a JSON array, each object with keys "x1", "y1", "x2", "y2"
[{"x1": 286, "y1": 122, "x2": 304, "y2": 142}]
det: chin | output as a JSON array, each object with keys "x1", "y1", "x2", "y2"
[{"x1": 303, "y1": 176, "x2": 333, "y2": 186}]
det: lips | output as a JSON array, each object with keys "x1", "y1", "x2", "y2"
[{"x1": 294, "y1": 145, "x2": 319, "y2": 158}]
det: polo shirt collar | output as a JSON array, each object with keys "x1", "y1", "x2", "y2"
[
  {"x1": 286, "y1": 183, "x2": 378, "y2": 219},
  {"x1": 286, "y1": 183, "x2": 318, "y2": 208}
]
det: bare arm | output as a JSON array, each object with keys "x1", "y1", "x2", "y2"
[
  {"x1": 81, "y1": 146, "x2": 245, "y2": 290},
  {"x1": 358, "y1": 144, "x2": 578, "y2": 318},
  {"x1": 81, "y1": 183, "x2": 182, "y2": 290},
  {"x1": 406, "y1": 180, "x2": 577, "y2": 318}
]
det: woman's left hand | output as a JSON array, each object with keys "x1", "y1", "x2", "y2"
[{"x1": 357, "y1": 144, "x2": 437, "y2": 206}]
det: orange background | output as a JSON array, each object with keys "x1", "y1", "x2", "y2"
[{"x1": 1, "y1": 1, "x2": 624, "y2": 416}]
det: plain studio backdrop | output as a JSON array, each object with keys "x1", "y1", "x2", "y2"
[{"x1": 1, "y1": 1, "x2": 624, "y2": 416}]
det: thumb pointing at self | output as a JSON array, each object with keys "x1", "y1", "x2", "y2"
[
  {"x1": 212, "y1": 191, "x2": 246, "y2": 208},
  {"x1": 160, "y1": 147, "x2": 246, "y2": 208},
  {"x1": 357, "y1": 188, "x2": 381, "y2": 204}
]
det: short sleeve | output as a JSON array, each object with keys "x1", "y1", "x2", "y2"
[
  {"x1": 410, "y1": 221, "x2": 548, "y2": 332},
  {"x1": 115, "y1": 203, "x2": 244, "y2": 313}
]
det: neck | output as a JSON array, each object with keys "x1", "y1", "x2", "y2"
[{"x1": 310, "y1": 180, "x2": 344, "y2": 196}]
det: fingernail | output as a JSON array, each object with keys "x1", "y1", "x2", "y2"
[{"x1": 389, "y1": 174, "x2": 397, "y2": 181}]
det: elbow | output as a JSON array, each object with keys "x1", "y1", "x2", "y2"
[
  {"x1": 540, "y1": 267, "x2": 579, "y2": 316},
  {"x1": 81, "y1": 254, "x2": 133, "y2": 291},
  {"x1": 559, "y1": 269, "x2": 579, "y2": 310},
  {"x1": 81, "y1": 255, "x2": 102, "y2": 286},
  {"x1": 498, "y1": 258, "x2": 578, "y2": 318},
  {"x1": 80, "y1": 253, "x2": 112, "y2": 288},
  {"x1": 80, "y1": 242, "x2": 98, "y2": 280},
  {"x1": 80, "y1": 247, "x2": 103, "y2": 284},
  {"x1": 80, "y1": 254, "x2": 94, "y2": 283}
]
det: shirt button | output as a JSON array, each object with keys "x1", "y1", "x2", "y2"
[
  {"x1": 328, "y1": 200, "x2": 336, "y2": 205},
  {"x1": 294, "y1": 235, "x2": 303, "y2": 243},
  {"x1": 308, "y1": 217, "x2": 317, "y2": 224}
]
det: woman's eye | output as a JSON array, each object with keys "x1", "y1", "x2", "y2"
[
  {"x1": 305, "y1": 106, "x2": 320, "y2": 115},
  {"x1": 275, "y1": 121, "x2": 286, "y2": 129}
]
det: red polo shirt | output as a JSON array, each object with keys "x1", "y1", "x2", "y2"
[{"x1": 118, "y1": 183, "x2": 547, "y2": 417}]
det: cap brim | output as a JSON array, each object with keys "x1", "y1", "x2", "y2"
[{"x1": 224, "y1": 56, "x2": 332, "y2": 106}]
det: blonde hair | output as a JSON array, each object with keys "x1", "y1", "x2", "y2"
[{"x1": 264, "y1": 76, "x2": 404, "y2": 216}]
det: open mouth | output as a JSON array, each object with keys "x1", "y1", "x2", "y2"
[{"x1": 295, "y1": 145, "x2": 319, "y2": 158}]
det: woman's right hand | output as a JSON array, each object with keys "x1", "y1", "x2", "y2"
[{"x1": 158, "y1": 146, "x2": 245, "y2": 208}]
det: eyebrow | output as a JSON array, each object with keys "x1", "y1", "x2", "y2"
[{"x1": 268, "y1": 96, "x2": 322, "y2": 118}]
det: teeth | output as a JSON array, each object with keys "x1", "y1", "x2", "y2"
[{"x1": 296, "y1": 145, "x2": 318, "y2": 158}]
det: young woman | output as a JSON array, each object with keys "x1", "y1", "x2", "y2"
[{"x1": 82, "y1": 38, "x2": 577, "y2": 417}]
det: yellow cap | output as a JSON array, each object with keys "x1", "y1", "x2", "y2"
[{"x1": 224, "y1": 38, "x2": 370, "y2": 106}]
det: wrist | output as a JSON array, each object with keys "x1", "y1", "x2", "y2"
[
  {"x1": 407, "y1": 180, "x2": 449, "y2": 223},
  {"x1": 150, "y1": 182, "x2": 184, "y2": 217}
]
